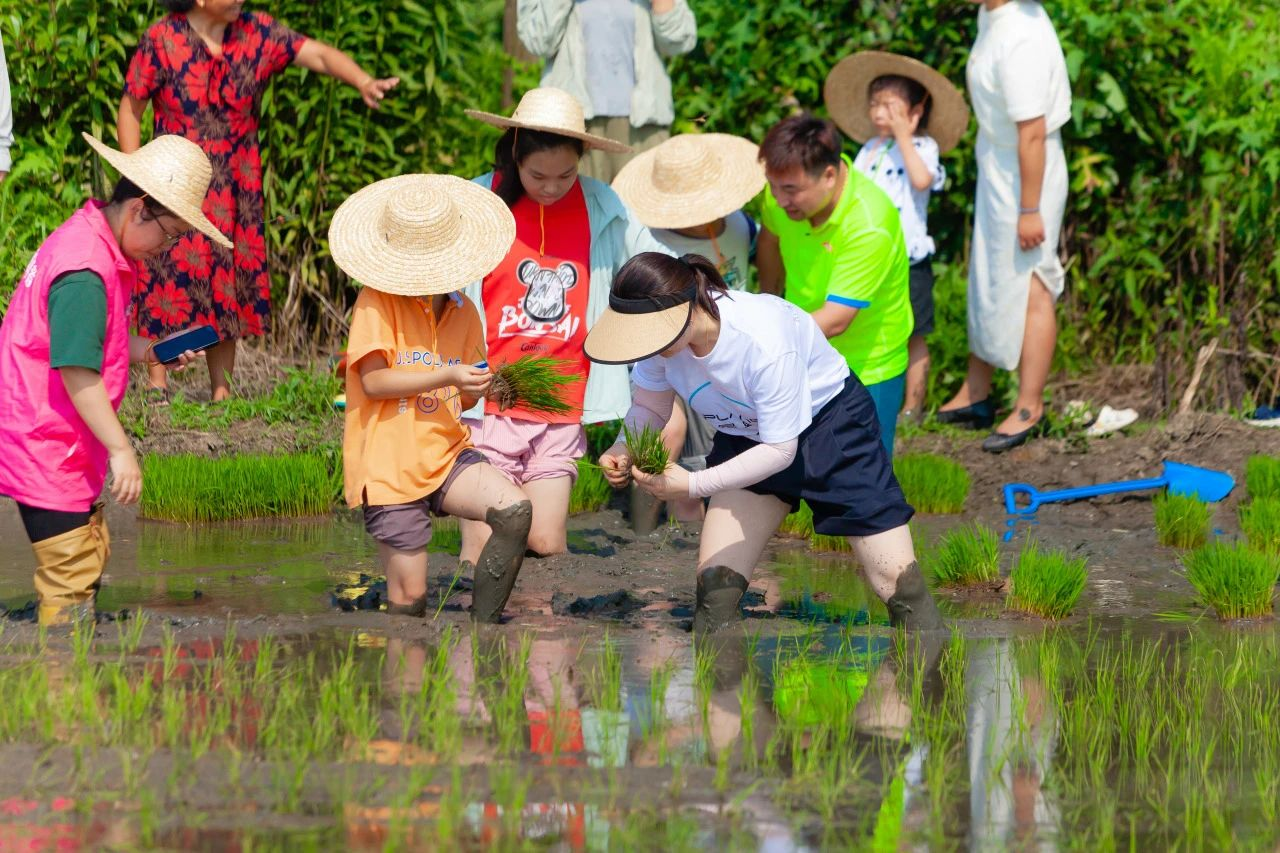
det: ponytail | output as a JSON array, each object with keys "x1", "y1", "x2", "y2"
[{"x1": 612, "y1": 252, "x2": 730, "y2": 321}]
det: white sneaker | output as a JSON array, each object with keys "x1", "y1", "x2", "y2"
[{"x1": 1085, "y1": 405, "x2": 1139, "y2": 437}]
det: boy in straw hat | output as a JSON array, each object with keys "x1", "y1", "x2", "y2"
[
  {"x1": 0, "y1": 132, "x2": 230, "y2": 626},
  {"x1": 825, "y1": 51, "x2": 970, "y2": 425},
  {"x1": 329, "y1": 174, "x2": 533, "y2": 623},
  {"x1": 611, "y1": 132, "x2": 765, "y2": 520}
]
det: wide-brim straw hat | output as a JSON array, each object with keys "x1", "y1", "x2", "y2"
[
  {"x1": 584, "y1": 283, "x2": 695, "y2": 365},
  {"x1": 328, "y1": 174, "x2": 515, "y2": 297},
  {"x1": 611, "y1": 133, "x2": 766, "y2": 230},
  {"x1": 824, "y1": 51, "x2": 970, "y2": 153},
  {"x1": 465, "y1": 87, "x2": 632, "y2": 154},
  {"x1": 82, "y1": 132, "x2": 233, "y2": 249}
]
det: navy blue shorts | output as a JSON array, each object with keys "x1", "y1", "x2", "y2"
[{"x1": 706, "y1": 376, "x2": 914, "y2": 537}]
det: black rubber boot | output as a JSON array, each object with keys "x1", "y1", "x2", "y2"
[
  {"x1": 629, "y1": 484, "x2": 663, "y2": 536},
  {"x1": 471, "y1": 501, "x2": 533, "y2": 623},
  {"x1": 693, "y1": 565, "x2": 749, "y2": 634},
  {"x1": 386, "y1": 595, "x2": 427, "y2": 617},
  {"x1": 884, "y1": 562, "x2": 945, "y2": 631}
]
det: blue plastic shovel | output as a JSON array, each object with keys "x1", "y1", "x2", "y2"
[{"x1": 1003, "y1": 461, "x2": 1235, "y2": 515}]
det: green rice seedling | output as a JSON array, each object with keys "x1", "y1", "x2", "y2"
[
  {"x1": 489, "y1": 355, "x2": 576, "y2": 415},
  {"x1": 1246, "y1": 455, "x2": 1280, "y2": 501},
  {"x1": 587, "y1": 632, "x2": 625, "y2": 714},
  {"x1": 1005, "y1": 541, "x2": 1087, "y2": 619},
  {"x1": 623, "y1": 423, "x2": 670, "y2": 475},
  {"x1": 923, "y1": 523, "x2": 1000, "y2": 586},
  {"x1": 140, "y1": 452, "x2": 335, "y2": 522},
  {"x1": 1153, "y1": 492, "x2": 1212, "y2": 549},
  {"x1": 778, "y1": 501, "x2": 814, "y2": 539},
  {"x1": 569, "y1": 457, "x2": 612, "y2": 513},
  {"x1": 1240, "y1": 497, "x2": 1280, "y2": 556},
  {"x1": 1183, "y1": 542, "x2": 1279, "y2": 619},
  {"x1": 810, "y1": 529, "x2": 853, "y2": 553},
  {"x1": 892, "y1": 453, "x2": 970, "y2": 514}
]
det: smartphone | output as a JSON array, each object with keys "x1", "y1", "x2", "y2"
[{"x1": 153, "y1": 325, "x2": 220, "y2": 364}]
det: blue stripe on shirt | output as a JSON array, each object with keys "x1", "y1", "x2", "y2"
[{"x1": 826, "y1": 294, "x2": 871, "y2": 309}]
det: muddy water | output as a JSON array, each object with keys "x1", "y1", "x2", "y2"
[{"x1": 1, "y1": 499, "x2": 1278, "y2": 849}]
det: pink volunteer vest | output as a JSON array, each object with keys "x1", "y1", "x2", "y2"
[{"x1": 0, "y1": 201, "x2": 136, "y2": 512}]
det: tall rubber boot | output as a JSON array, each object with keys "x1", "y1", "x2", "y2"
[
  {"x1": 386, "y1": 595, "x2": 427, "y2": 617},
  {"x1": 884, "y1": 562, "x2": 945, "y2": 631},
  {"x1": 471, "y1": 501, "x2": 533, "y2": 623},
  {"x1": 693, "y1": 565, "x2": 749, "y2": 634},
  {"x1": 629, "y1": 484, "x2": 663, "y2": 536},
  {"x1": 33, "y1": 504, "x2": 109, "y2": 627}
]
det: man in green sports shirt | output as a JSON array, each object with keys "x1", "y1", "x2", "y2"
[{"x1": 755, "y1": 113, "x2": 912, "y2": 455}]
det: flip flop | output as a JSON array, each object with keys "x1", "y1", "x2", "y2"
[{"x1": 143, "y1": 387, "x2": 171, "y2": 408}]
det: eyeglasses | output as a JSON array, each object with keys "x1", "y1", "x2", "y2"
[{"x1": 153, "y1": 216, "x2": 183, "y2": 248}]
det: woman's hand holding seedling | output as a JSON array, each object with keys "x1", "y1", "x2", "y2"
[
  {"x1": 631, "y1": 463, "x2": 689, "y2": 500},
  {"x1": 599, "y1": 443, "x2": 633, "y2": 489}
]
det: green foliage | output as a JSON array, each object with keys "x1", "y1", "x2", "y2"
[
  {"x1": 490, "y1": 356, "x2": 575, "y2": 416},
  {"x1": 140, "y1": 452, "x2": 337, "y2": 522},
  {"x1": 1153, "y1": 492, "x2": 1212, "y2": 550},
  {"x1": 893, "y1": 453, "x2": 969, "y2": 514},
  {"x1": 585, "y1": 420, "x2": 622, "y2": 459},
  {"x1": 1246, "y1": 456, "x2": 1280, "y2": 502},
  {"x1": 925, "y1": 523, "x2": 1000, "y2": 587},
  {"x1": 1006, "y1": 541, "x2": 1088, "y2": 619},
  {"x1": 569, "y1": 457, "x2": 611, "y2": 514},
  {"x1": 623, "y1": 423, "x2": 670, "y2": 476},
  {"x1": 1183, "y1": 542, "x2": 1280, "y2": 620},
  {"x1": 163, "y1": 368, "x2": 342, "y2": 430},
  {"x1": 1239, "y1": 498, "x2": 1280, "y2": 557},
  {"x1": 775, "y1": 500, "x2": 851, "y2": 552}
]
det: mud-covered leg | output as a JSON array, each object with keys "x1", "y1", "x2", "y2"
[
  {"x1": 470, "y1": 501, "x2": 533, "y2": 622},
  {"x1": 694, "y1": 489, "x2": 792, "y2": 633},
  {"x1": 848, "y1": 525, "x2": 945, "y2": 631}
]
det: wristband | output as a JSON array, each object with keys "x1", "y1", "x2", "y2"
[
  {"x1": 145, "y1": 340, "x2": 158, "y2": 365},
  {"x1": 1019, "y1": 206, "x2": 1040, "y2": 215}
]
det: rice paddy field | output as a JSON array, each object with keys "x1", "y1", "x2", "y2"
[{"x1": 0, "y1": 407, "x2": 1277, "y2": 850}]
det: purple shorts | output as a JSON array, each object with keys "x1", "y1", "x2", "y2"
[{"x1": 362, "y1": 449, "x2": 485, "y2": 551}]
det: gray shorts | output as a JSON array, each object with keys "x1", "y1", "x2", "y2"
[
  {"x1": 677, "y1": 395, "x2": 716, "y2": 472},
  {"x1": 362, "y1": 449, "x2": 485, "y2": 551},
  {"x1": 909, "y1": 259, "x2": 935, "y2": 336}
]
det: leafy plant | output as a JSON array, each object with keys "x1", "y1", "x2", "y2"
[
  {"x1": 1246, "y1": 456, "x2": 1280, "y2": 502},
  {"x1": 489, "y1": 356, "x2": 576, "y2": 416},
  {"x1": 1006, "y1": 541, "x2": 1088, "y2": 619},
  {"x1": 893, "y1": 453, "x2": 970, "y2": 514},
  {"x1": 1183, "y1": 542, "x2": 1279, "y2": 619},
  {"x1": 925, "y1": 523, "x2": 1001, "y2": 587},
  {"x1": 623, "y1": 423, "x2": 670, "y2": 476},
  {"x1": 1153, "y1": 492, "x2": 1212, "y2": 549},
  {"x1": 1239, "y1": 498, "x2": 1280, "y2": 557}
]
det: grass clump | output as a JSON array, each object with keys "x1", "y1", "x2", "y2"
[
  {"x1": 490, "y1": 356, "x2": 575, "y2": 416},
  {"x1": 778, "y1": 501, "x2": 814, "y2": 539},
  {"x1": 893, "y1": 453, "x2": 970, "y2": 514},
  {"x1": 570, "y1": 458, "x2": 612, "y2": 514},
  {"x1": 1183, "y1": 542, "x2": 1279, "y2": 619},
  {"x1": 925, "y1": 523, "x2": 1000, "y2": 586},
  {"x1": 140, "y1": 453, "x2": 336, "y2": 522},
  {"x1": 1006, "y1": 541, "x2": 1087, "y2": 619},
  {"x1": 1240, "y1": 498, "x2": 1280, "y2": 556},
  {"x1": 1246, "y1": 455, "x2": 1280, "y2": 501},
  {"x1": 623, "y1": 423, "x2": 670, "y2": 475},
  {"x1": 1153, "y1": 492, "x2": 1212, "y2": 549}
]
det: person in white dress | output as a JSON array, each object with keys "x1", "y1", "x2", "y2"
[{"x1": 936, "y1": 0, "x2": 1072, "y2": 453}]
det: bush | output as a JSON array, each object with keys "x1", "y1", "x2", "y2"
[
  {"x1": 1183, "y1": 542, "x2": 1279, "y2": 620},
  {"x1": 1153, "y1": 492, "x2": 1211, "y2": 550},
  {"x1": 893, "y1": 453, "x2": 969, "y2": 514},
  {"x1": 925, "y1": 523, "x2": 1000, "y2": 587},
  {"x1": 1006, "y1": 541, "x2": 1088, "y2": 620}
]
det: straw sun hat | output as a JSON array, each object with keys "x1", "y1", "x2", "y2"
[
  {"x1": 82, "y1": 132, "x2": 232, "y2": 249},
  {"x1": 611, "y1": 133, "x2": 766, "y2": 230},
  {"x1": 465, "y1": 87, "x2": 632, "y2": 154},
  {"x1": 584, "y1": 279, "x2": 696, "y2": 365},
  {"x1": 824, "y1": 51, "x2": 970, "y2": 153},
  {"x1": 328, "y1": 174, "x2": 515, "y2": 297}
]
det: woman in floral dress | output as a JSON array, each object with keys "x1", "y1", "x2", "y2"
[{"x1": 118, "y1": 0, "x2": 398, "y2": 402}]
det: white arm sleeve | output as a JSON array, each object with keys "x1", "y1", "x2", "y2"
[
  {"x1": 686, "y1": 438, "x2": 797, "y2": 499},
  {"x1": 618, "y1": 384, "x2": 676, "y2": 443}
]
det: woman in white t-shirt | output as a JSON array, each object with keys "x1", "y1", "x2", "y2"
[
  {"x1": 937, "y1": 0, "x2": 1072, "y2": 453},
  {"x1": 583, "y1": 252, "x2": 944, "y2": 633}
]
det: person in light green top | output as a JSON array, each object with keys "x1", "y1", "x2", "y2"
[{"x1": 756, "y1": 113, "x2": 912, "y2": 454}]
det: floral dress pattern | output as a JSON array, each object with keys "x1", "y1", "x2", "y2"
[{"x1": 125, "y1": 12, "x2": 306, "y2": 339}]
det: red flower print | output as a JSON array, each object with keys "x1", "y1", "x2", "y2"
[
  {"x1": 194, "y1": 311, "x2": 218, "y2": 330},
  {"x1": 204, "y1": 187, "x2": 235, "y2": 233},
  {"x1": 157, "y1": 28, "x2": 193, "y2": 68},
  {"x1": 134, "y1": 262, "x2": 152, "y2": 298},
  {"x1": 174, "y1": 234, "x2": 213, "y2": 279},
  {"x1": 146, "y1": 281, "x2": 194, "y2": 327},
  {"x1": 238, "y1": 301, "x2": 264, "y2": 337},
  {"x1": 235, "y1": 228, "x2": 267, "y2": 271},
  {"x1": 229, "y1": 148, "x2": 262, "y2": 193},
  {"x1": 125, "y1": 51, "x2": 158, "y2": 97},
  {"x1": 183, "y1": 60, "x2": 212, "y2": 103},
  {"x1": 230, "y1": 27, "x2": 263, "y2": 65},
  {"x1": 212, "y1": 267, "x2": 238, "y2": 310},
  {"x1": 255, "y1": 271, "x2": 271, "y2": 301},
  {"x1": 227, "y1": 92, "x2": 257, "y2": 137},
  {"x1": 154, "y1": 87, "x2": 185, "y2": 124}
]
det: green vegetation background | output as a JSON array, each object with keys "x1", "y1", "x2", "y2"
[{"x1": 1, "y1": 0, "x2": 1276, "y2": 409}]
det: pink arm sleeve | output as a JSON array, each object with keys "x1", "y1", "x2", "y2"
[
  {"x1": 686, "y1": 438, "x2": 797, "y2": 499},
  {"x1": 619, "y1": 385, "x2": 677, "y2": 442}
]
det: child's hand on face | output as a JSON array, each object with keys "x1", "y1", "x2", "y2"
[
  {"x1": 451, "y1": 364, "x2": 493, "y2": 397},
  {"x1": 885, "y1": 99, "x2": 920, "y2": 141}
]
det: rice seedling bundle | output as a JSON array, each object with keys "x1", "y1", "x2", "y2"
[
  {"x1": 623, "y1": 423, "x2": 670, "y2": 475},
  {"x1": 1183, "y1": 542, "x2": 1280, "y2": 619},
  {"x1": 1006, "y1": 541, "x2": 1087, "y2": 619},
  {"x1": 1240, "y1": 498, "x2": 1280, "y2": 556},
  {"x1": 1246, "y1": 455, "x2": 1280, "y2": 501},
  {"x1": 489, "y1": 356, "x2": 576, "y2": 415},
  {"x1": 778, "y1": 501, "x2": 815, "y2": 539},
  {"x1": 1153, "y1": 492, "x2": 1211, "y2": 549},
  {"x1": 925, "y1": 523, "x2": 1000, "y2": 586},
  {"x1": 140, "y1": 453, "x2": 335, "y2": 522},
  {"x1": 893, "y1": 453, "x2": 970, "y2": 514},
  {"x1": 570, "y1": 458, "x2": 612, "y2": 514}
]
